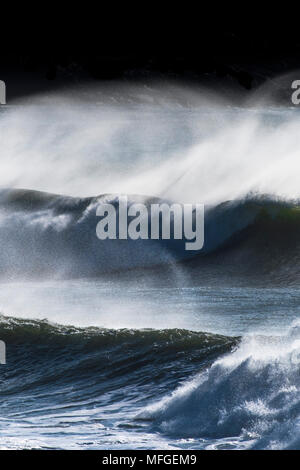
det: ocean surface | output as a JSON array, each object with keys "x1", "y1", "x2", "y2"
[{"x1": 1, "y1": 97, "x2": 300, "y2": 450}]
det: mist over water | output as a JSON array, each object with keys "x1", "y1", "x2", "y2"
[{"x1": 0, "y1": 83, "x2": 300, "y2": 204}]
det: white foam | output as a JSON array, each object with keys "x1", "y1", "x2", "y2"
[
  {"x1": 140, "y1": 323, "x2": 300, "y2": 449},
  {"x1": 0, "y1": 84, "x2": 300, "y2": 206}
]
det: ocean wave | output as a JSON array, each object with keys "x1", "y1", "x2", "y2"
[
  {"x1": 0, "y1": 188, "x2": 300, "y2": 282},
  {"x1": 2, "y1": 313, "x2": 300, "y2": 449},
  {"x1": 139, "y1": 321, "x2": 300, "y2": 449},
  {"x1": 187, "y1": 194, "x2": 300, "y2": 286},
  {"x1": 0, "y1": 314, "x2": 237, "y2": 392}
]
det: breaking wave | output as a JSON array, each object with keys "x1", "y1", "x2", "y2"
[
  {"x1": 0, "y1": 188, "x2": 299, "y2": 283},
  {"x1": 2, "y1": 313, "x2": 300, "y2": 449},
  {"x1": 140, "y1": 321, "x2": 300, "y2": 450}
]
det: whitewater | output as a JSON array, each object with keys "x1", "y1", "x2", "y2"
[{"x1": 1, "y1": 83, "x2": 300, "y2": 450}]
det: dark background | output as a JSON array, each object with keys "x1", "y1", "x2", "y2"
[{"x1": 0, "y1": 11, "x2": 298, "y2": 100}]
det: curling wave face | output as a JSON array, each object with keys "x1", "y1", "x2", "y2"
[{"x1": 0, "y1": 189, "x2": 300, "y2": 284}]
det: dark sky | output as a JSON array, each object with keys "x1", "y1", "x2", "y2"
[{"x1": 1, "y1": 20, "x2": 299, "y2": 100}]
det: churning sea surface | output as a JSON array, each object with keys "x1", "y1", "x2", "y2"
[{"x1": 1, "y1": 280, "x2": 300, "y2": 450}]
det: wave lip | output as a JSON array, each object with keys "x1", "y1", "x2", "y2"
[{"x1": 0, "y1": 314, "x2": 235, "y2": 347}]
